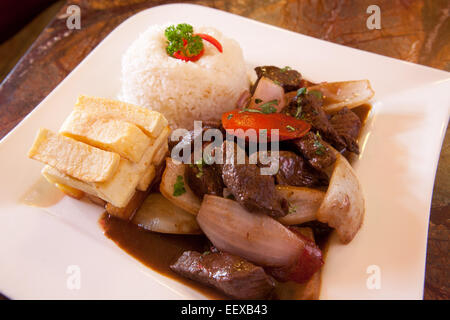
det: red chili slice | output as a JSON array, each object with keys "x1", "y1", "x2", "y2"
[{"x1": 195, "y1": 33, "x2": 223, "y2": 53}]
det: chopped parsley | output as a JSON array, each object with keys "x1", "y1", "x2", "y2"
[
  {"x1": 313, "y1": 133, "x2": 326, "y2": 156},
  {"x1": 173, "y1": 175, "x2": 186, "y2": 196},
  {"x1": 295, "y1": 87, "x2": 307, "y2": 98},
  {"x1": 280, "y1": 66, "x2": 291, "y2": 73},
  {"x1": 227, "y1": 114, "x2": 233, "y2": 120},
  {"x1": 194, "y1": 158, "x2": 205, "y2": 178},
  {"x1": 164, "y1": 23, "x2": 203, "y2": 57},
  {"x1": 309, "y1": 90, "x2": 323, "y2": 99},
  {"x1": 288, "y1": 203, "x2": 297, "y2": 214},
  {"x1": 259, "y1": 100, "x2": 278, "y2": 114},
  {"x1": 286, "y1": 125, "x2": 296, "y2": 132},
  {"x1": 240, "y1": 100, "x2": 278, "y2": 114},
  {"x1": 273, "y1": 80, "x2": 281, "y2": 86},
  {"x1": 295, "y1": 105, "x2": 303, "y2": 119}
]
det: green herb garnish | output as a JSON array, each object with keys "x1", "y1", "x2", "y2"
[
  {"x1": 165, "y1": 23, "x2": 203, "y2": 57},
  {"x1": 240, "y1": 99, "x2": 278, "y2": 114},
  {"x1": 296, "y1": 87, "x2": 307, "y2": 98},
  {"x1": 227, "y1": 114, "x2": 233, "y2": 120},
  {"x1": 273, "y1": 80, "x2": 281, "y2": 86},
  {"x1": 309, "y1": 90, "x2": 323, "y2": 99},
  {"x1": 280, "y1": 66, "x2": 291, "y2": 73},
  {"x1": 288, "y1": 203, "x2": 296, "y2": 214},
  {"x1": 194, "y1": 158, "x2": 205, "y2": 178},
  {"x1": 173, "y1": 175, "x2": 186, "y2": 196},
  {"x1": 313, "y1": 133, "x2": 326, "y2": 155},
  {"x1": 286, "y1": 125, "x2": 296, "y2": 132}
]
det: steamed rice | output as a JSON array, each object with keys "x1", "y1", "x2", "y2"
[{"x1": 120, "y1": 24, "x2": 249, "y2": 129}]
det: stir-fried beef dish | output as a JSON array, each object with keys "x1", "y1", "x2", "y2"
[
  {"x1": 159, "y1": 65, "x2": 370, "y2": 299},
  {"x1": 26, "y1": 22, "x2": 374, "y2": 301}
]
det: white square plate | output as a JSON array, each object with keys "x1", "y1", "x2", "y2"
[{"x1": 0, "y1": 4, "x2": 449, "y2": 299}]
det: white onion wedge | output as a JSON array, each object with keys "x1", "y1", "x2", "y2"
[
  {"x1": 132, "y1": 193, "x2": 201, "y2": 234},
  {"x1": 317, "y1": 153, "x2": 365, "y2": 243},
  {"x1": 249, "y1": 77, "x2": 285, "y2": 112},
  {"x1": 160, "y1": 158, "x2": 201, "y2": 215},
  {"x1": 276, "y1": 186, "x2": 325, "y2": 225},
  {"x1": 197, "y1": 195, "x2": 303, "y2": 267},
  {"x1": 308, "y1": 80, "x2": 374, "y2": 113}
]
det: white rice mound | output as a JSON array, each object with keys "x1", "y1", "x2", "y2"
[{"x1": 120, "y1": 24, "x2": 249, "y2": 129}]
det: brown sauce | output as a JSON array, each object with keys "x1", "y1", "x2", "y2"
[
  {"x1": 100, "y1": 213, "x2": 228, "y2": 299},
  {"x1": 100, "y1": 212, "x2": 329, "y2": 300},
  {"x1": 352, "y1": 104, "x2": 372, "y2": 124}
]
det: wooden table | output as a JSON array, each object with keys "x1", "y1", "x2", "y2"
[{"x1": 0, "y1": 0, "x2": 448, "y2": 300}]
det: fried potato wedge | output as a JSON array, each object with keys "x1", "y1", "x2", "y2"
[
  {"x1": 75, "y1": 95, "x2": 168, "y2": 138},
  {"x1": 308, "y1": 80, "x2": 374, "y2": 113},
  {"x1": 132, "y1": 193, "x2": 201, "y2": 234},
  {"x1": 60, "y1": 111, "x2": 151, "y2": 163},
  {"x1": 276, "y1": 186, "x2": 325, "y2": 225},
  {"x1": 160, "y1": 158, "x2": 201, "y2": 215},
  {"x1": 317, "y1": 153, "x2": 365, "y2": 243},
  {"x1": 28, "y1": 128, "x2": 120, "y2": 182}
]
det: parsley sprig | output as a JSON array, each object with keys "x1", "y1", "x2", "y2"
[
  {"x1": 240, "y1": 100, "x2": 278, "y2": 114},
  {"x1": 165, "y1": 23, "x2": 204, "y2": 57},
  {"x1": 173, "y1": 175, "x2": 187, "y2": 196}
]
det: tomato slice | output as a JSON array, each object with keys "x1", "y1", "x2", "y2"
[
  {"x1": 195, "y1": 33, "x2": 223, "y2": 53},
  {"x1": 222, "y1": 110, "x2": 311, "y2": 141}
]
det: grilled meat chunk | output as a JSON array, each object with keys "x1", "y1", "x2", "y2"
[
  {"x1": 329, "y1": 107, "x2": 362, "y2": 154},
  {"x1": 284, "y1": 92, "x2": 346, "y2": 151},
  {"x1": 221, "y1": 142, "x2": 288, "y2": 217},
  {"x1": 291, "y1": 132, "x2": 336, "y2": 171},
  {"x1": 254, "y1": 66, "x2": 302, "y2": 92},
  {"x1": 185, "y1": 161, "x2": 225, "y2": 199},
  {"x1": 258, "y1": 151, "x2": 328, "y2": 187},
  {"x1": 170, "y1": 251, "x2": 275, "y2": 299},
  {"x1": 276, "y1": 151, "x2": 328, "y2": 187}
]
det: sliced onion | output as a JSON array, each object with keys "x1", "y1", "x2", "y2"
[
  {"x1": 160, "y1": 158, "x2": 201, "y2": 215},
  {"x1": 236, "y1": 90, "x2": 251, "y2": 109},
  {"x1": 248, "y1": 77, "x2": 285, "y2": 112},
  {"x1": 197, "y1": 195, "x2": 303, "y2": 267},
  {"x1": 308, "y1": 80, "x2": 374, "y2": 113},
  {"x1": 132, "y1": 193, "x2": 201, "y2": 234},
  {"x1": 276, "y1": 186, "x2": 325, "y2": 225},
  {"x1": 317, "y1": 153, "x2": 365, "y2": 243}
]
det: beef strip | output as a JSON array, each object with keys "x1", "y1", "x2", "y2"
[
  {"x1": 185, "y1": 160, "x2": 225, "y2": 199},
  {"x1": 329, "y1": 107, "x2": 362, "y2": 154},
  {"x1": 291, "y1": 132, "x2": 336, "y2": 171},
  {"x1": 283, "y1": 92, "x2": 346, "y2": 151},
  {"x1": 170, "y1": 251, "x2": 275, "y2": 299},
  {"x1": 258, "y1": 151, "x2": 328, "y2": 187},
  {"x1": 168, "y1": 120, "x2": 224, "y2": 156},
  {"x1": 254, "y1": 66, "x2": 302, "y2": 93},
  {"x1": 221, "y1": 142, "x2": 288, "y2": 217}
]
